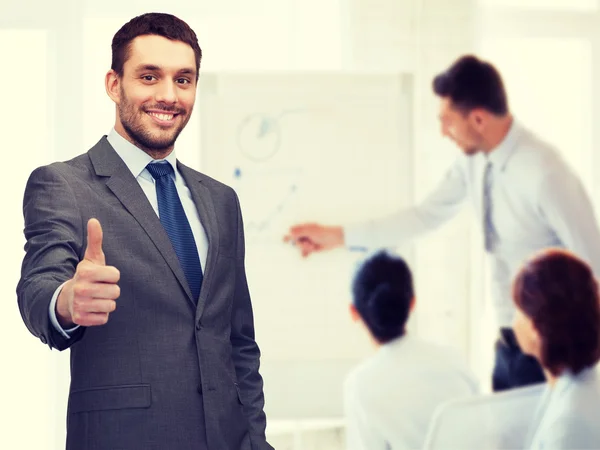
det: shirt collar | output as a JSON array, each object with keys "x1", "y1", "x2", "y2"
[
  {"x1": 486, "y1": 118, "x2": 522, "y2": 171},
  {"x1": 380, "y1": 333, "x2": 410, "y2": 353},
  {"x1": 106, "y1": 128, "x2": 178, "y2": 179},
  {"x1": 553, "y1": 365, "x2": 597, "y2": 395}
]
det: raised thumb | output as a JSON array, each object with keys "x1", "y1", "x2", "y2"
[{"x1": 84, "y1": 218, "x2": 105, "y2": 265}]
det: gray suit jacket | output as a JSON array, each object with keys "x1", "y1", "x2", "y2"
[{"x1": 17, "y1": 137, "x2": 273, "y2": 450}]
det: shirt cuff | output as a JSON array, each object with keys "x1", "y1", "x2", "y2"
[
  {"x1": 343, "y1": 223, "x2": 371, "y2": 252},
  {"x1": 49, "y1": 282, "x2": 79, "y2": 339}
]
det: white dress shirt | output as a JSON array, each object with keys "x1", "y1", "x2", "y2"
[
  {"x1": 345, "y1": 120, "x2": 600, "y2": 326},
  {"x1": 525, "y1": 365, "x2": 600, "y2": 450},
  {"x1": 49, "y1": 129, "x2": 208, "y2": 337},
  {"x1": 343, "y1": 335, "x2": 479, "y2": 450}
]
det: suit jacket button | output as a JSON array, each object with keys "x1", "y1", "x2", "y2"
[
  {"x1": 197, "y1": 385, "x2": 202, "y2": 395},
  {"x1": 195, "y1": 323, "x2": 201, "y2": 331}
]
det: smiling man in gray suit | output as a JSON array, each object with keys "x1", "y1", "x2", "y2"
[{"x1": 17, "y1": 12, "x2": 272, "y2": 450}]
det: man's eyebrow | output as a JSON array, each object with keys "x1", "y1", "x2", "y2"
[
  {"x1": 134, "y1": 64, "x2": 162, "y2": 72},
  {"x1": 177, "y1": 68, "x2": 197, "y2": 76},
  {"x1": 134, "y1": 65, "x2": 196, "y2": 77}
]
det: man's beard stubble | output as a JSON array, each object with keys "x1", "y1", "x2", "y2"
[{"x1": 118, "y1": 90, "x2": 189, "y2": 155}]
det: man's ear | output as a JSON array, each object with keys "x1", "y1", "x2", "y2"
[
  {"x1": 409, "y1": 297, "x2": 416, "y2": 311},
  {"x1": 105, "y1": 69, "x2": 121, "y2": 104},
  {"x1": 470, "y1": 108, "x2": 486, "y2": 127},
  {"x1": 349, "y1": 304, "x2": 361, "y2": 322}
]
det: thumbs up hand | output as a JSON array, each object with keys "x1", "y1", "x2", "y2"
[
  {"x1": 83, "y1": 217, "x2": 106, "y2": 266},
  {"x1": 55, "y1": 218, "x2": 121, "y2": 328}
]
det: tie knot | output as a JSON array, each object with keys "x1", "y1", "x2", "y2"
[
  {"x1": 146, "y1": 161, "x2": 174, "y2": 180},
  {"x1": 484, "y1": 161, "x2": 494, "y2": 179}
]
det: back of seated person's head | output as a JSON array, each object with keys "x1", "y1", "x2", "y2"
[
  {"x1": 512, "y1": 249, "x2": 600, "y2": 377},
  {"x1": 351, "y1": 251, "x2": 414, "y2": 344}
]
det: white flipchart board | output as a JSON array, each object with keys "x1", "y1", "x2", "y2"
[{"x1": 198, "y1": 72, "x2": 414, "y2": 418}]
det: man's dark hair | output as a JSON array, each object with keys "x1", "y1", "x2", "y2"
[
  {"x1": 111, "y1": 12, "x2": 202, "y2": 80},
  {"x1": 433, "y1": 55, "x2": 508, "y2": 115}
]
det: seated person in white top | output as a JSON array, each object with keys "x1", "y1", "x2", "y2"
[
  {"x1": 343, "y1": 251, "x2": 479, "y2": 450},
  {"x1": 512, "y1": 249, "x2": 600, "y2": 450}
]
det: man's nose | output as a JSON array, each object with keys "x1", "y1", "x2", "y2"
[{"x1": 154, "y1": 80, "x2": 177, "y2": 104}]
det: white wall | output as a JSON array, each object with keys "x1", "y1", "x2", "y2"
[{"x1": 0, "y1": 28, "x2": 61, "y2": 449}]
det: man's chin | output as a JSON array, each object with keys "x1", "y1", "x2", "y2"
[
  {"x1": 146, "y1": 138, "x2": 177, "y2": 151},
  {"x1": 147, "y1": 129, "x2": 179, "y2": 150},
  {"x1": 462, "y1": 146, "x2": 479, "y2": 156},
  {"x1": 133, "y1": 133, "x2": 177, "y2": 152}
]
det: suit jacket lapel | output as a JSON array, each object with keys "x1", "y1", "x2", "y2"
[
  {"x1": 177, "y1": 161, "x2": 220, "y2": 319},
  {"x1": 87, "y1": 137, "x2": 195, "y2": 306}
]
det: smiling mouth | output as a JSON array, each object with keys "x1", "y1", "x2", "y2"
[{"x1": 146, "y1": 111, "x2": 178, "y2": 122}]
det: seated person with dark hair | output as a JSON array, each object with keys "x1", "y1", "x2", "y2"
[
  {"x1": 513, "y1": 249, "x2": 600, "y2": 450},
  {"x1": 343, "y1": 251, "x2": 479, "y2": 450}
]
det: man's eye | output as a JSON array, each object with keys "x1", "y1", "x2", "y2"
[
  {"x1": 177, "y1": 78, "x2": 190, "y2": 84},
  {"x1": 142, "y1": 75, "x2": 156, "y2": 81}
]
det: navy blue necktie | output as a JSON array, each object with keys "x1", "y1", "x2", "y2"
[{"x1": 146, "y1": 161, "x2": 203, "y2": 302}]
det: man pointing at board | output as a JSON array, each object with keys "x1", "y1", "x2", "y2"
[{"x1": 284, "y1": 54, "x2": 600, "y2": 392}]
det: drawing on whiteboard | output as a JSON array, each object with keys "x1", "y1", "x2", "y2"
[
  {"x1": 233, "y1": 166, "x2": 303, "y2": 243},
  {"x1": 245, "y1": 184, "x2": 297, "y2": 233},
  {"x1": 235, "y1": 108, "x2": 310, "y2": 162}
]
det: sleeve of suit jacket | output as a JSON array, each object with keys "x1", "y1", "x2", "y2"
[
  {"x1": 17, "y1": 164, "x2": 86, "y2": 351},
  {"x1": 230, "y1": 190, "x2": 274, "y2": 450}
]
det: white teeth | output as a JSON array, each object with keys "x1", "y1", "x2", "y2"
[{"x1": 149, "y1": 112, "x2": 174, "y2": 121}]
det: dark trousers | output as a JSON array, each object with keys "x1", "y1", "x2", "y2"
[{"x1": 492, "y1": 327, "x2": 545, "y2": 392}]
